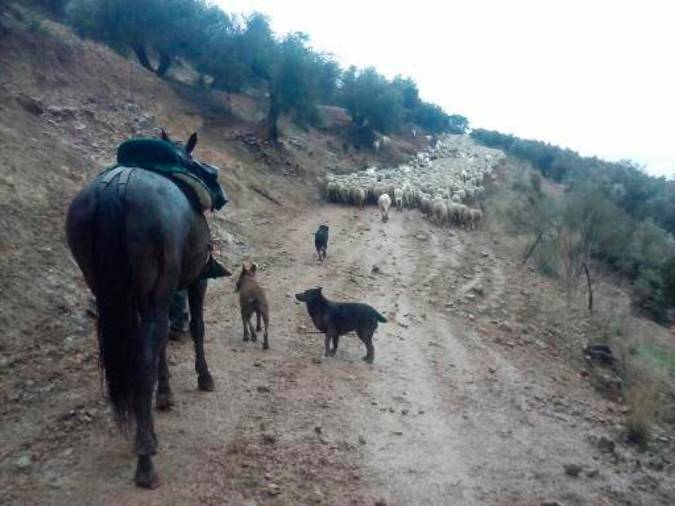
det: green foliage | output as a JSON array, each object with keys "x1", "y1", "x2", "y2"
[
  {"x1": 31, "y1": 0, "x2": 69, "y2": 18},
  {"x1": 475, "y1": 128, "x2": 675, "y2": 323},
  {"x1": 63, "y1": 0, "x2": 464, "y2": 138},
  {"x1": 67, "y1": 0, "x2": 203, "y2": 75},
  {"x1": 269, "y1": 33, "x2": 325, "y2": 127},
  {"x1": 413, "y1": 103, "x2": 450, "y2": 134},
  {"x1": 471, "y1": 129, "x2": 675, "y2": 236},
  {"x1": 338, "y1": 67, "x2": 403, "y2": 134}
]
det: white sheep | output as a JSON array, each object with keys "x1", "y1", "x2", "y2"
[
  {"x1": 469, "y1": 208, "x2": 483, "y2": 230},
  {"x1": 378, "y1": 193, "x2": 392, "y2": 223},
  {"x1": 338, "y1": 184, "x2": 351, "y2": 204},
  {"x1": 393, "y1": 188, "x2": 404, "y2": 211},
  {"x1": 352, "y1": 187, "x2": 367, "y2": 208},
  {"x1": 432, "y1": 199, "x2": 448, "y2": 227}
]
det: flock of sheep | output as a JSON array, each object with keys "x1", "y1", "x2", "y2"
[{"x1": 323, "y1": 135, "x2": 503, "y2": 230}]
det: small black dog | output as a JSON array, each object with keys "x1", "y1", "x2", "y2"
[
  {"x1": 295, "y1": 287, "x2": 386, "y2": 363},
  {"x1": 314, "y1": 225, "x2": 329, "y2": 262}
]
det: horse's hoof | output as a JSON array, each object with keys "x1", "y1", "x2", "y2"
[
  {"x1": 155, "y1": 392, "x2": 174, "y2": 411},
  {"x1": 262, "y1": 342, "x2": 269, "y2": 351},
  {"x1": 135, "y1": 468, "x2": 161, "y2": 489},
  {"x1": 250, "y1": 335, "x2": 257, "y2": 343},
  {"x1": 198, "y1": 374, "x2": 215, "y2": 392},
  {"x1": 243, "y1": 336, "x2": 249, "y2": 342},
  {"x1": 363, "y1": 356, "x2": 374, "y2": 364}
]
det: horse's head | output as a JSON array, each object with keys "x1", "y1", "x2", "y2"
[{"x1": 160, "y1": 129, "x2": 228, "y2": 210}]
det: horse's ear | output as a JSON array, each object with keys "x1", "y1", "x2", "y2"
[
  {"x1": 186, "y1": 132, "x2": 198, "y2": 154},
  {"x1": 160, "y1": 129, "x2": 171, "y2": 142},
  {"x1": 250, "y1": 263, "x2": 257, "y2": 274},
  {"x1": 241, "y1": 263, "x2": 247, "y2": 273}
]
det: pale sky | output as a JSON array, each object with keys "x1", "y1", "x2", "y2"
[{"x1": 218, "y1": 0, "x2": 675, "y2": 177}]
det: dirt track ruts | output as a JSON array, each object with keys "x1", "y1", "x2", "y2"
[{"x1": 12, "y1": 204, "x2": 642, "y2": 505}]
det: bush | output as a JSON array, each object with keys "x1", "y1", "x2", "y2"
[
  {"x1": 473, "y1": 128, "x2": 675, "y2": 324},
  {"x1": 625, "y1": 382, "x2": 658, "y2": 449}
]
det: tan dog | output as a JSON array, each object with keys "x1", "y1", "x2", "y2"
[{"x1": 235, "y1": 263, "x2": 270, "y2": 350}]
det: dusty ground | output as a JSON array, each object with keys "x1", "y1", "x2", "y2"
[
  {"x1": 4, "y1": 202, "x2": 675, "y2": 505},
  {"x1": 2, "y1": 4, "x2": 675, "y2": 505}
]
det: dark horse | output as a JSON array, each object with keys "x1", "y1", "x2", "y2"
[{"x1": 66, "y1": 131, "x2": 228, "y2": 488}]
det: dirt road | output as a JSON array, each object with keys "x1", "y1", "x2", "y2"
[{"x1": 6, "y1": 204, "x2": 663, "y2": 505}]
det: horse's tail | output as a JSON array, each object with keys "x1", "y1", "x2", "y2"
[{"x1": 93, "y1": 182, "x2": 138, "y2": 430}]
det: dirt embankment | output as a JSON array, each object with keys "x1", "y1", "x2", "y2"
[{"x1": 1, "y1": 5, "x2": 674, "y2": 506}]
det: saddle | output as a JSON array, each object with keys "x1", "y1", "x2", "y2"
[{"x1": 107, "y1": 138, "x2": 226, "y2": 212}]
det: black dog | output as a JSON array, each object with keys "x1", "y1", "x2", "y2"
[
  {"x1": 314, "y1": 225, "x2": 329, "y2": 262},
  {"x1": 295, "y1": 287, "x2": 386, "y2": 363}
]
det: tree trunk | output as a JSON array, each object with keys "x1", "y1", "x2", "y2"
[
  {"x1": 582, "y1": 261, "x2": 593, "y2": 312},
  {"x1": 133, "y1": 44, "x2": 155, "y2": 72},
  {"x1": 267, "y1": 93, "x2": 280, "y2": 145},
  {"x1": 156, "y1": 51, "x2": 172, "y2": 77},
  {"x1": 521, "y1": 231, "x2": 543, "y2": 266}
]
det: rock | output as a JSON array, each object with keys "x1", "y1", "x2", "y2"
[
  {"x1": 488, "y1": 366, "x2": 497, "y2": 374},
  {"x1": 541, "y1": 500, "x2": 563, "y2": 506},
  {"x1": 314, "y1": 426, "x2": 322, "y2": 434},
  {"x1": 471, "y1": 285, "x2": 485, "y2": 296},
  {"x1": 262, "y1": 433, "x2": 276, "y2": 444},
  {"x1": 15, "y1": 455, "x2": 32, "y2": 472},
  {"x1": 597, "y1": 436, "x2": 615, "y2": 454},
  {"x1": 257, "y1": 385, "x2": 271, "y2": 393},
  {"x1": 358, "y1": 435, "x2": 367, "y2": 445},
  {"x1": 563, "y1": 464, "x2": 583, "y2": 477},
  {"x1": 253, "y1": 361, "x2": 262, "y2": 368},
  {"x1": 392, "y1": 431, "x2": 403, "y2": 436},
  {"x1": 267, "y1": 483, "x2": 281, "y2": 496},
  {"x1": 312, "y1": 488, "x2": 324, "y2": 503},
  {"x1": 375, "y1": 499, "x2": 388, "y2": 506},
  {"x1": 585, "y1": 468, "x2": 599, "y2": 478},
  {"x1": 401, "y1": 409, "x2": 409, "y2": 415},
  {"x1": 500, "y1": 321, "x2": 512, "y2": 332},
  {"x1": 16, "y1": 95, "x2": 44, "y2": 115},
  {"x1": 371, "y1": 265, "x2": 381, "y2": 274}
]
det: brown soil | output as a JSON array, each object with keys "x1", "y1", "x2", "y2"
[{"x1": 1, "y1": 5, "x2": 674, "y2": 506}]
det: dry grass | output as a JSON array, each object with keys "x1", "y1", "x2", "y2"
[
  {"x1": 604, "y1": 313, "x2": 669, "y2": 449},
  {"x1": 625, "y1": 380, "x2": 660, "y2": 449}
]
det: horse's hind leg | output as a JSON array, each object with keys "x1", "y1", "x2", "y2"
[
  {"x1": 189, "y1": 279, "x2": 214, "y2": 391},
  {"x1": 156, "y1": 344, "x2": 174, "y2": 410},
  {"x1": 134, "y1": 309, "x2": 166, "y2": 489},
  {"x1": 256, "y1": 311, "x2": 262, "y2": 332}
]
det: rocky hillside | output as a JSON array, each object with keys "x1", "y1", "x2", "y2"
[{"x1": 2, "y1": 4, "x2": 675, "y2": 505}]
